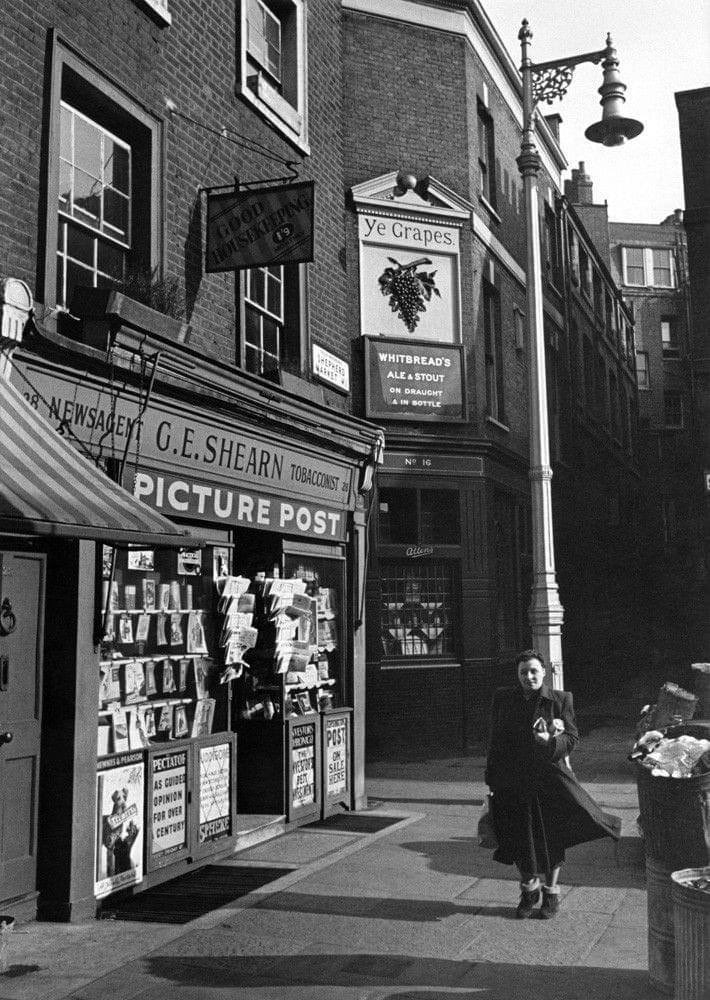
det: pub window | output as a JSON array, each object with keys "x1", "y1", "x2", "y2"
[
  {"x1": 379, "y1": 488, "x2": 460, "y2": 545},
  {"x1": 46, "y1": 51, "x2": 159, "y2": 311},
  {"x1": 240, "y1": 0, "x2": 308, "y2": 149},
  {"x1": 241, "y1": 264, "x2": 302, "y2": 381},
  {"x1": 380, "y1": 561, "x2": 456, "y2": 659},
  {"x1": 483, "y1": 280, "x2": 505, "y2": 424},
  {"x1": 477, "y1": 101, "x2": 496, "y2": 209}
]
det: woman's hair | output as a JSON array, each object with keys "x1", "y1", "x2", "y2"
[{"x1": 515, "y1": 649, "x2": 546, "y2": 670}]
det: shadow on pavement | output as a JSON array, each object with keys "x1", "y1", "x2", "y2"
[
  {"x1": 399, "y1": 836, "x2": 645, "y2": 888},
  {"x1": 143, "y1": 953, "x2": 650, "y2": 998},
  {"x1": 249, "y1": 890, "x2": 517, "y2": 922}
]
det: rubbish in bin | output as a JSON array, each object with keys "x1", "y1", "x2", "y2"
[
  {"x1": 0, "y1": 916, "x2": 15, "y2": 974},
  {"x1": 631, "y1": 734, "x2": 710, "y2": 777}
]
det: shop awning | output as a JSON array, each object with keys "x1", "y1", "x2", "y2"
[{"x1": 0, "y1": 377, "x2": 202, "y2": 547}]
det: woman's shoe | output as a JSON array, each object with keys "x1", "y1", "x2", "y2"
[
  {"x1": 515, "y1": 880, "x2": 541, "y2": 919},
  {"x1": 539, "y1": 886, "x2": 560, "y2": 919}
]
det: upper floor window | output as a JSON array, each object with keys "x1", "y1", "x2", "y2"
[
  {"x1": 477, "y1": 101, "x2": 496, "y2": 210},
  {"x1": 663, "y1": 390, "x2": 684, "y2": 429},
  {"x1": 45, "y1": 45, "x2": 161, "y2": 311},
  {"x1": 241, "y1": 264, "x2": 302, "y2": 380},
  {"x1": 240, "y1": 0, "x2": 308, "y2": 151},
  {"x1": 622, "y1": 246, "x2": 675, "y2": 288},
  {"x1": 579, "y1": 244, "x2": 592, "y2": 299},
  {"x1": 593, "y1": 271, "x2": 603, "y2": 317},
  {"x1": 483, "y1": 280, "x2": 505, "y2": 424},
  {"x1": 57, "y1": 104, "x2": 131, "y2": 307},
  {"x1": 542, "y1": 203, "x2": 561, "y2": 289},
  {"x1": 635, "y1": 350, "x2": 649, "y2": 389},
  {"x1": 661, "y1": 317, "x2": 679, "y2": 357}
]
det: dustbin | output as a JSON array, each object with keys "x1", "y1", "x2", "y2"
[
  {"x1": 671, "y1": 868, "x2": 710, "y2": 1000},
  {"x1": 636, "y1": 761, "x2": 710, "y2": 994}
]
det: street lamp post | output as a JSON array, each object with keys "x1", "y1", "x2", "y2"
[{"x1": 516, "y1": 21, "x2": 642, "y2": 689}]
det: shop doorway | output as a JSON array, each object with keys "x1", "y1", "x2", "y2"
[{"x1": 0, "y1": 551, "x2": 45, "y2": 904}]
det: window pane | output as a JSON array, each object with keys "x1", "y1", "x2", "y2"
[
  {"x1": 72, "y1": 168, "x2": 100, "y2": 221},
  {"x1": 60, "y1": 104, "x2": 72, "y2": 161},
  {"x1": 103, "y1": 188, "x2": 129, "y2": 239},
  {"x1": 56, "y1": 254, "x2": 64, "y2": 306},
  {"x1": 625, "y1": 247, "x2": 644, "y2": 284},
  {"x1": 65, "y1": 258, "x2": 95, "y2": 305},
  {"x1": 58, "y1": 159, "x2": 71, "y2": 207},
  {"x1": 421, "y1": 490, "x2": 460, "y2": 543},
  {"x1": 244, "y1": 304, "x2": 261, "y2": 349},
  {"x1": 97, "y1": 238, "x2": 125, "y2": 280},
  {"x1": 73, "y1": 114, "x2": 101, "y2": 177},
  {"x1": 380, "y1": 561, "x2": 456, "y2": 658},
  {"x1": 66, "y1": 223, "x2": 95, "y2": 267},
  {"x1": 104, "y1": 139, "x2": 129, "y2": 195},
  {"x1": 247, "y1": 267, "x2": 265, "y2": 307},
  {"x1": 262, "y1": 316, "x2": 279, "y2": 356},
  {"x1": 378, "y1": 488, "x2": 417, "y2": 543},
  {"x1": 266, "y1": 266, "x2": 283, "y2": 318},
  {"x1": 244, "y1": 344, "x2": 261, "y2": 375}
]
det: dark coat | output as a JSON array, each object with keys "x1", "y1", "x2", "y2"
[{"x1": 484, "y1": 684, "x2": 620, "y2": 868}]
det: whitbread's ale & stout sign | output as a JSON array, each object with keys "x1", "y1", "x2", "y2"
[{"x1": 205, "y1": 181, "x2": 315, "y2": 272}]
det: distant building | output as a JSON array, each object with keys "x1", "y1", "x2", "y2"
[
  {"x1": 566, "y1": 159, "x2": 704, "y2": 672},
  {"x1": 676, "y1": 85, "x2": 710, "y2": 654}
]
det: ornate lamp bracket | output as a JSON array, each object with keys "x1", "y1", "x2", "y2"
[{"x1": 529, "y1": 44, "x2": 608, "y2": 109}]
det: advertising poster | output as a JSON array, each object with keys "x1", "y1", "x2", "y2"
[
  {"x1": 325, "y1": 716, "x2": 349, "y2": 799},
  {"x1": 94, "y1": 751, "x2": 145, "y2": 899},
  {"x1": 291, "y1": 723, "x2": 316, "y2": 809},
  {"x1": 365, "y1": 336, "x2": 465, "y2": 421},
  {"x1": 199, "y1": 742, "x2": 232, "y2": 844},
  {"x1": 150, "y1": 749, "x2": 188, "y2": 861}
]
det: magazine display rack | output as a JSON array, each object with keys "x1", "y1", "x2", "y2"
[
  {"x1": 235, "y1": 540, "x2": 352, "y2": 822},
  {"x1": 95, "y1": 545, "x2": 237, "y2": 899}
]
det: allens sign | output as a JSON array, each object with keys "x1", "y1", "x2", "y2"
[{"x1": 205, "y1": 181, "x2": 315, "y2": 272}]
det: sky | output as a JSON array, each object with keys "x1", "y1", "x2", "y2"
[{"x1": 482, "y1": 0, "x2": 710, "y2": 223}]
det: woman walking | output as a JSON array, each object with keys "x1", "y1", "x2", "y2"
[{"x1": 485, "y1": 650, "x2": 621, "y2": 919}]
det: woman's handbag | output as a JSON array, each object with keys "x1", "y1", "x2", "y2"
[{"x1": 477, "y1": 793, "x2": 497, "y2": 849}]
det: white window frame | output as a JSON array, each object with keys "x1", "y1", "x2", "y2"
[
  {"x1": 244, "y1": 265, "x2": 285, "y2": 376},
  {"x1": 622, "y1": 247, "x2": 675, "y2": 288},
  {"x1": 239, "y1": 0, "x2": 309, "y2": 153},
  {"x1": 247, "y1": 0, "x2": 282, "y2": 82}
]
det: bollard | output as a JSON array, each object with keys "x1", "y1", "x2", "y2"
[{"x1": 0, "y1": 916, "x2": 15, "y2": 974}]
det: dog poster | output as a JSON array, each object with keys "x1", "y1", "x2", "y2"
[{"x1": 95, "y1": 752, "x2": 145, "y2": 898}]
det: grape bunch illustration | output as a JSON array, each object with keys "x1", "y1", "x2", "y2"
[{"x1": 378, "y1": 256, "x2": 440, "y2": 332}]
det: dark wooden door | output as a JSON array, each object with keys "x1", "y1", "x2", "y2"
[{"x1": 0, "y1": 551, "x2": 45, "y2": 902}]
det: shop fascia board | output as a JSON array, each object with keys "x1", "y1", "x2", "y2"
[{"x1": 25, "y1": 322, "x2": 382, "y2": 463}]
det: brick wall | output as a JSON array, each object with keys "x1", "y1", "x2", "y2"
[{"x1": 0, "y1": 0, "x2": 350, "y2": 382}]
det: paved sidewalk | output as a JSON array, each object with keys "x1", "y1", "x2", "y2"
[{"x1": 0, "y1": 723, "x2": 648, "y2": 1000}]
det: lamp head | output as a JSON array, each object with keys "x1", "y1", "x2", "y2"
[{"x1": 584, "y1": 34, "x2": 643, "y2": 147}]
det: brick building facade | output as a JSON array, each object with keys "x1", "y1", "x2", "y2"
[{"x1": 341, "y1": 0, "x2": 642, "y2": 755}]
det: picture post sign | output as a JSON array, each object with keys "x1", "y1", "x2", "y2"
[
  {"x1": 205, "y1": 181, "x2": 315, "y2": 272},
  {"x1": 364, "y1": 336, "x2": 466, "y2": 422}
]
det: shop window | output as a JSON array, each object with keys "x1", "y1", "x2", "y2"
[
  {"x1": 664, "y1": 390, "x2": 684, "y2": 429},
  {"x1": 45, "y1": 44, "x2": 160, "y2": 310},
  {"x1": 635, "y1": 350, "x2": 649, "y2": 389},
  {"x1": 239, "y1": 0, "x2": 308, "y2": 150},
  {"x1": 242, "y1": 264, "x2": 302, "y2": 380},
  {"x1": 379, "y1": 488, "x2": 460, "y2": 545},
  {"x1": 380, "y1": 561, "x2": 456, "y2": 659},
  {"x1": 661, "y1": 317, "x2": 679, "y2": 357},
  {"x1": 483, "y1": 280, "x2": 505, "y2": 424},
  {"x1": 98, "y1": 544, "x2": 229, "y2": 758},
  {"x1": 477, "y1": 101, "x2": 496, "y2": 210}
]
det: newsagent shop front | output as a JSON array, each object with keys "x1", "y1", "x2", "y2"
[{"x1": 5, "y1": 333, "x2": 380, "y2": 922}]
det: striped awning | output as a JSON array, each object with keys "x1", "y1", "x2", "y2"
[{"x1": 0, "y1": 377, "x2": 201, "y2": 547}]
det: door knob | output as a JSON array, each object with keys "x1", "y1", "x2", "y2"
[{"x1": 0, "y1": 732, "x2": 12, "y2": 745}]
